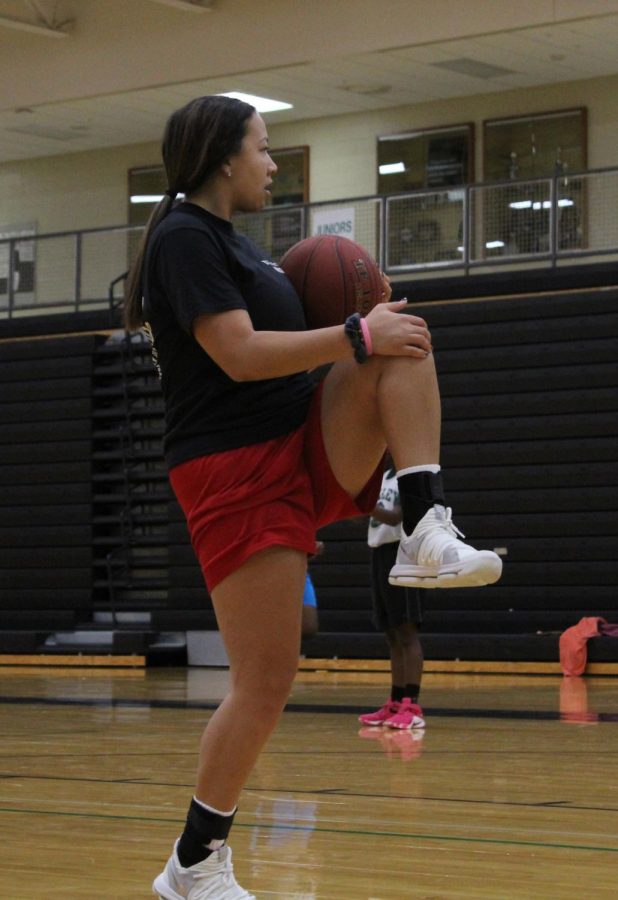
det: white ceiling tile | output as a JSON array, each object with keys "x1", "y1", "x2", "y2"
[{"x1": 2, "y1": 11, "x2": 618, "y2": 161}]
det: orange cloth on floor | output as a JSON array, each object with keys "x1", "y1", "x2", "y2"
[{"x1": 559, "y1": 616, "x2": 604, "y2": 676}]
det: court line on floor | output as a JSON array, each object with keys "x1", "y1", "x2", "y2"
[
  {"x1": 2, "y1": 771, "x2": 618, "y2": 813},
  {"x1": 1, "y1": 695, "x2": 617, "y2": 722},
  {"x1": 0, "y1": 805, "x2": 616, "y2": 854}
]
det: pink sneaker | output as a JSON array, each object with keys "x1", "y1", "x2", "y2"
[
  {"x1": 384, "y1": 697, "x2": 425, "y2": 730},
  {"x1": 358, "y1": 699, "x2": 400, "y2": 726}
]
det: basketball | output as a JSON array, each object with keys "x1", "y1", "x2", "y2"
[{"x1": 279, "y1": 235, "x2": 383, "y2": 329}]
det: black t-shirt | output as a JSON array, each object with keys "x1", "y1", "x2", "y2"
[{"x1": 142, "y1": 202, "x2": 314, "y2": 468}]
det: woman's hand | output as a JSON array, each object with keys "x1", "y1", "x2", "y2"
[{"x1": 365, "y1": 299, "x2": 432, "y2": 358}]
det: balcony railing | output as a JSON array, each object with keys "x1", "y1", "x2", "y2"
[{"x1": 2, "y1": 166, "x2": 618, "y2": 320}]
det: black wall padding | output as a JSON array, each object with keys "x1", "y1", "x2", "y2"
[
  {"x1": 0, "y1": 335, "x2": 97, "y2": 625},
  {"x1": 308, "y1": 286, "x2": 618, "y2": 660},
  {"x1": 1, "y1": 589, "x2": 91, "y2": 610},
  {"x1": 2, "y1": 283, "x2": 617, "y2": 663}
]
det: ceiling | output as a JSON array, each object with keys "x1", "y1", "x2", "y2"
[{"x1": 2, "y1": 5, "x2": 618, "y2": 162}]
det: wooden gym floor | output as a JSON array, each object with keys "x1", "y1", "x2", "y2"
[{"x1": 1, "y1": 665, "x2": 617, "y2": 899}]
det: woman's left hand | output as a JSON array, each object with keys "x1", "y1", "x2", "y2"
[{"x1": 365, "y1": 300, "x2": 432, "y2": 358}]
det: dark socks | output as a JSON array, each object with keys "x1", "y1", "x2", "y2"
[
  {"x1": 392, "y1": 684, "x2": 421, "y2": 703},
  {"x1": 405, "y1": 683, "x2": 421, "y2": 703},
  {"x1": 397, "y1": 470, "x2": 446, "y2": 535},
  {"x1": 391, "y1": 684, "x2": 405, "y2": 703},
  {"x1": 176, "y1": 798, "x2": 236, "y2": 868}
]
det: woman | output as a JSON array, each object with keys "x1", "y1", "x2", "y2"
[{"x1": 124, "y1": 94, "x2": 501, "y2": 900}]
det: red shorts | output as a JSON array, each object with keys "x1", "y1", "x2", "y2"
[{"x1": 169, "y1": 385, "x2": 383, "y2": 592}]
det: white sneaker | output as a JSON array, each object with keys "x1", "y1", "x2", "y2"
[
  {"x1": 388, "y1": 505, "x2": 502, "y2": 589},
  {"x1": 153, "y1": 842, "x2": 255, "y2": 899}
]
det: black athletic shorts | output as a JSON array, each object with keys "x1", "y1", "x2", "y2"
[{"x1": 370, "y1": 542, "x2": 424, "y2": 631}]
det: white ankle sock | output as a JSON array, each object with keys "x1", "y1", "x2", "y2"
[
  {"x1": 396, "y1": 464, "x2": 441, "y2": 477},
  {"x1": 192, "y1": 796, "x2": 237, "y2": 818}
]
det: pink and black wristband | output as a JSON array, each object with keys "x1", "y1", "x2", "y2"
[
  {"x1": 359, "y1": 317, "x2": 373, "y2": 356},
  {"x1": 344, "y1": 313, "x2": 372, "y2": 363}
]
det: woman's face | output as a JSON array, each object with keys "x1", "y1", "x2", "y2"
[{"x1": 229, "y1": 112, "x2": 278, "y2": 212}]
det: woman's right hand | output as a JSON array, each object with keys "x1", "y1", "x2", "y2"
[{"x1": 365, "y1": 299, "x2": 432, "y2": 358}]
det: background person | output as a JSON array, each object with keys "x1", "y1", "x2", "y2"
[
  {"x1": 301, "y1": 541, "x2": 323, "y2": 641},
  {"x1": 359, "y1": 459, "x2": 425, "y2": 730}
]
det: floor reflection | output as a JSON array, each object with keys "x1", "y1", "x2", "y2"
[
  {"x1": 559, "y1": 676, "x2": 599, "y2": 724},
  {"x1": 357, "y1": 726, "x2": 425, "y2": 762},
  {"x1": 248, "y1": 795, "x2": 318, "y2": 899}
]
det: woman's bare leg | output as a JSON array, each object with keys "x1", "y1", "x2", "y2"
[
  {"x1": 321, "y1": 353, "x2": 502, "y2": 588},
  {"x1": 194, "y1": 546, "x2": 306, "y2": 809},
  {"x1": 320, "y1": 353, "x2": 441, "y2": 495}
]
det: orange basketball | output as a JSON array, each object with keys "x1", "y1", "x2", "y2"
[{"x1": 280, "y1": 235, "x2": 383, "y2": 329}]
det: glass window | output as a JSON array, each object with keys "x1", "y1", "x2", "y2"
[
  {"x1": 481, "y1": 109, "x2": 587, "y2": 257},
  {"x1": 377, "y1": 124, "x2": 473, "y2": 194},
  {"x1": 378, "y1": 125, "x2": 473, "y2": 268},
  {"x1": 483, "y1": 108, "x2": 586, "y2": 182},
  {"x1": 269, "y1": 147, "x2": 309, "y2": 206},
  {"x1": 128, "y1": 166, "x2": 167, "y2": 227}
]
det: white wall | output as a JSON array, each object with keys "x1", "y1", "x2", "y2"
[
  {"x1": 0, "y1": 141, "x2": 159, "y2": 235},
  {"x1": 1, "y1": 73, "x2": 618, "y2": 235}
]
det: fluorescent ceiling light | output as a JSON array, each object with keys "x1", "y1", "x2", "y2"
[
  {"x1": 509, "y1": 199, "x2": 574, "y2": 210},
  {"x1": 219, "y1": 92, "x2": 292, "y2": 113},
  {"x1": 130, "y1": 194, "x2": 185, "y2": 203},
  {"x1": 379, "y1": 162, "x2": 406, "y2": 175}
]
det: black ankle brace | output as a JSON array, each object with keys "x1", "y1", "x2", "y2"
[
  {"x1": 398, "y1": 471, "x2": 445, "y2": 505},
  {"x1": 398, "y1": 471, "x2": 446, "y2": 535},
  {"x1": 177, "y1": 799, "x2": 236, "y2": 868}
]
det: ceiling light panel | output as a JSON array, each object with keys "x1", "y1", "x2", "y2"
[{"x1": 218, "y1": 92, "x2": 292, "y2": 112}]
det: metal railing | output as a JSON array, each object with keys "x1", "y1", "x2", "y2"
[{"x1": 2, "y1": 166, "x2": 618, "y2": 320}]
